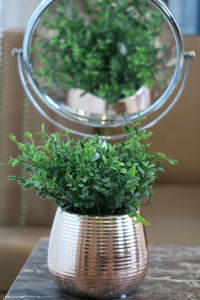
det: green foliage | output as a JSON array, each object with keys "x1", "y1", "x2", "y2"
[
  {"x1": 1, "y1": 124, "x2": 176, "y2": 224},
  {"x1": 33, "y1": 0, "x2": 164, "y2": 104}
]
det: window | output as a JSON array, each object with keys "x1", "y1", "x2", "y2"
[{"x1": 166, "y1": 0, "x2": 200, "y2": 35}]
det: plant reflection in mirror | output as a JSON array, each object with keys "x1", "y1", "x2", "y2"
[{"x1": 32, "y1": 0, "x2": 165, "y2": 104}]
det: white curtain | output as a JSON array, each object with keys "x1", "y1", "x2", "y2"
[
  {"x1": 168, "y1": 0, "x2": 200, "y2": 35},
  {"x1": 0, "y1": 0, "x2": 41, "y2": 30}
]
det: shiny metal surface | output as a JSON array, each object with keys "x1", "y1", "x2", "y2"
[
  {"x1": 63, "y1": 86, "x2": 151, "y2": 124},
  {"x1": 48, "y1": 208, "x2": 148, "y2": 299},
  {"x1": 14, "y1": 0, "x2": 191, "y2": 139}
]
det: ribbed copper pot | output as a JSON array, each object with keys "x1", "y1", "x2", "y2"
[{"x1": 48, "y1": 208, "x2": 148, "y2": 299}]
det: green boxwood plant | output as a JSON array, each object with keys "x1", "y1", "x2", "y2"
[
  {"x1": 33, "y1": 0, "x2": 164, "y2": 104},
  {"x1": 1, "y1": 124, "x2": 176, "y2": 224}
]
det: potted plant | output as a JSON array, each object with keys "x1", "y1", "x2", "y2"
[
  {"x1": 1, "y1": 123, "x2": 176, "y2": 298},
  {"x1": 32, "y1": 0, "x2": 164, "y2": 115}
]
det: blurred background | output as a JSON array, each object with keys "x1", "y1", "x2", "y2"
[
  {"x1": 0, "y1": 0, "x2": 200, "y2": 298},
  {"x1": 167, "y1": 0, "x2": 200, "y2": 35}
]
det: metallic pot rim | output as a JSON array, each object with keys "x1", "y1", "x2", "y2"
[{"x1": 58, "y1": 207, "x2": 138, "y2": 220}]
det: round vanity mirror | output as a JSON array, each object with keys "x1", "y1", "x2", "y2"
[{"x1": 15, "y1": 0, "x2": 195, "y2": 139}]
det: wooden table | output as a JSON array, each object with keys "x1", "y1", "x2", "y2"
[{"x1": 4, "y1": 238, "x2": 200, "y2": 300}]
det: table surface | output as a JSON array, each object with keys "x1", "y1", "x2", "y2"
[{"x1": 4, "y1": 238, "x2": 200, "y2": 300}]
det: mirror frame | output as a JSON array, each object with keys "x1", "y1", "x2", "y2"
[{"x1": 21, "y1": 0, "x2": 184, "y2": 128}]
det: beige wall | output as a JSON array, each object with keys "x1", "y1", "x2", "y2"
[
  {"x1": 150, "y1": 36, "x2": 200, "y2": 183},
  {"x1": 0, "y1": 30, "x2": 57, "y2": 226}
]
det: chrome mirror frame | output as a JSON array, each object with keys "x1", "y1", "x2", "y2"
[{"x1": 13, "y1": 0, "x2": 195, "y2": 139}]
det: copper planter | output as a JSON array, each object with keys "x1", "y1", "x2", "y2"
[
  {"x1": 48, "y1": 208, "x2": 148, "y2": 299},
  {"x1": 67, "y1": 86, "x2": 151, "y2": 116}
]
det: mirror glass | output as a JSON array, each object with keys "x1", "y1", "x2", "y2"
[{"x1": 27, "y1": 0, "x2": 181, "y2": 127}]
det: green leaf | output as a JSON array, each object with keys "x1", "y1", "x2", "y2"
[
  {"x1": 157, "y1": 152, "x2": 166, "y2": 159},
  {"x1": 7, "y1": 175, "x2": 17, "y2": 181},
  {"x1": 9, "y1": 133, "x2": 16, "y2": 142},
  {"x1": 102, "y1": 155, "x2": 108, "y2": 165},
  {"x1": 129, "y1": 211, "x2": 150, "y2": 225},
  {"x1": 41, "y1": 123, "x2": 45, "y2": 133},
  {"x1": 11, "y1": 159, "x2": 20, "y2": 167},
  {"x1": 24, "y1": 132, "x2": 33, "y2": 139},
  {"x1": 129, "y1": 165, "x2": 136, "y2": 177},
  {"x1": 168, "y1": 159, "x2": 178, "y2": 165}
]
